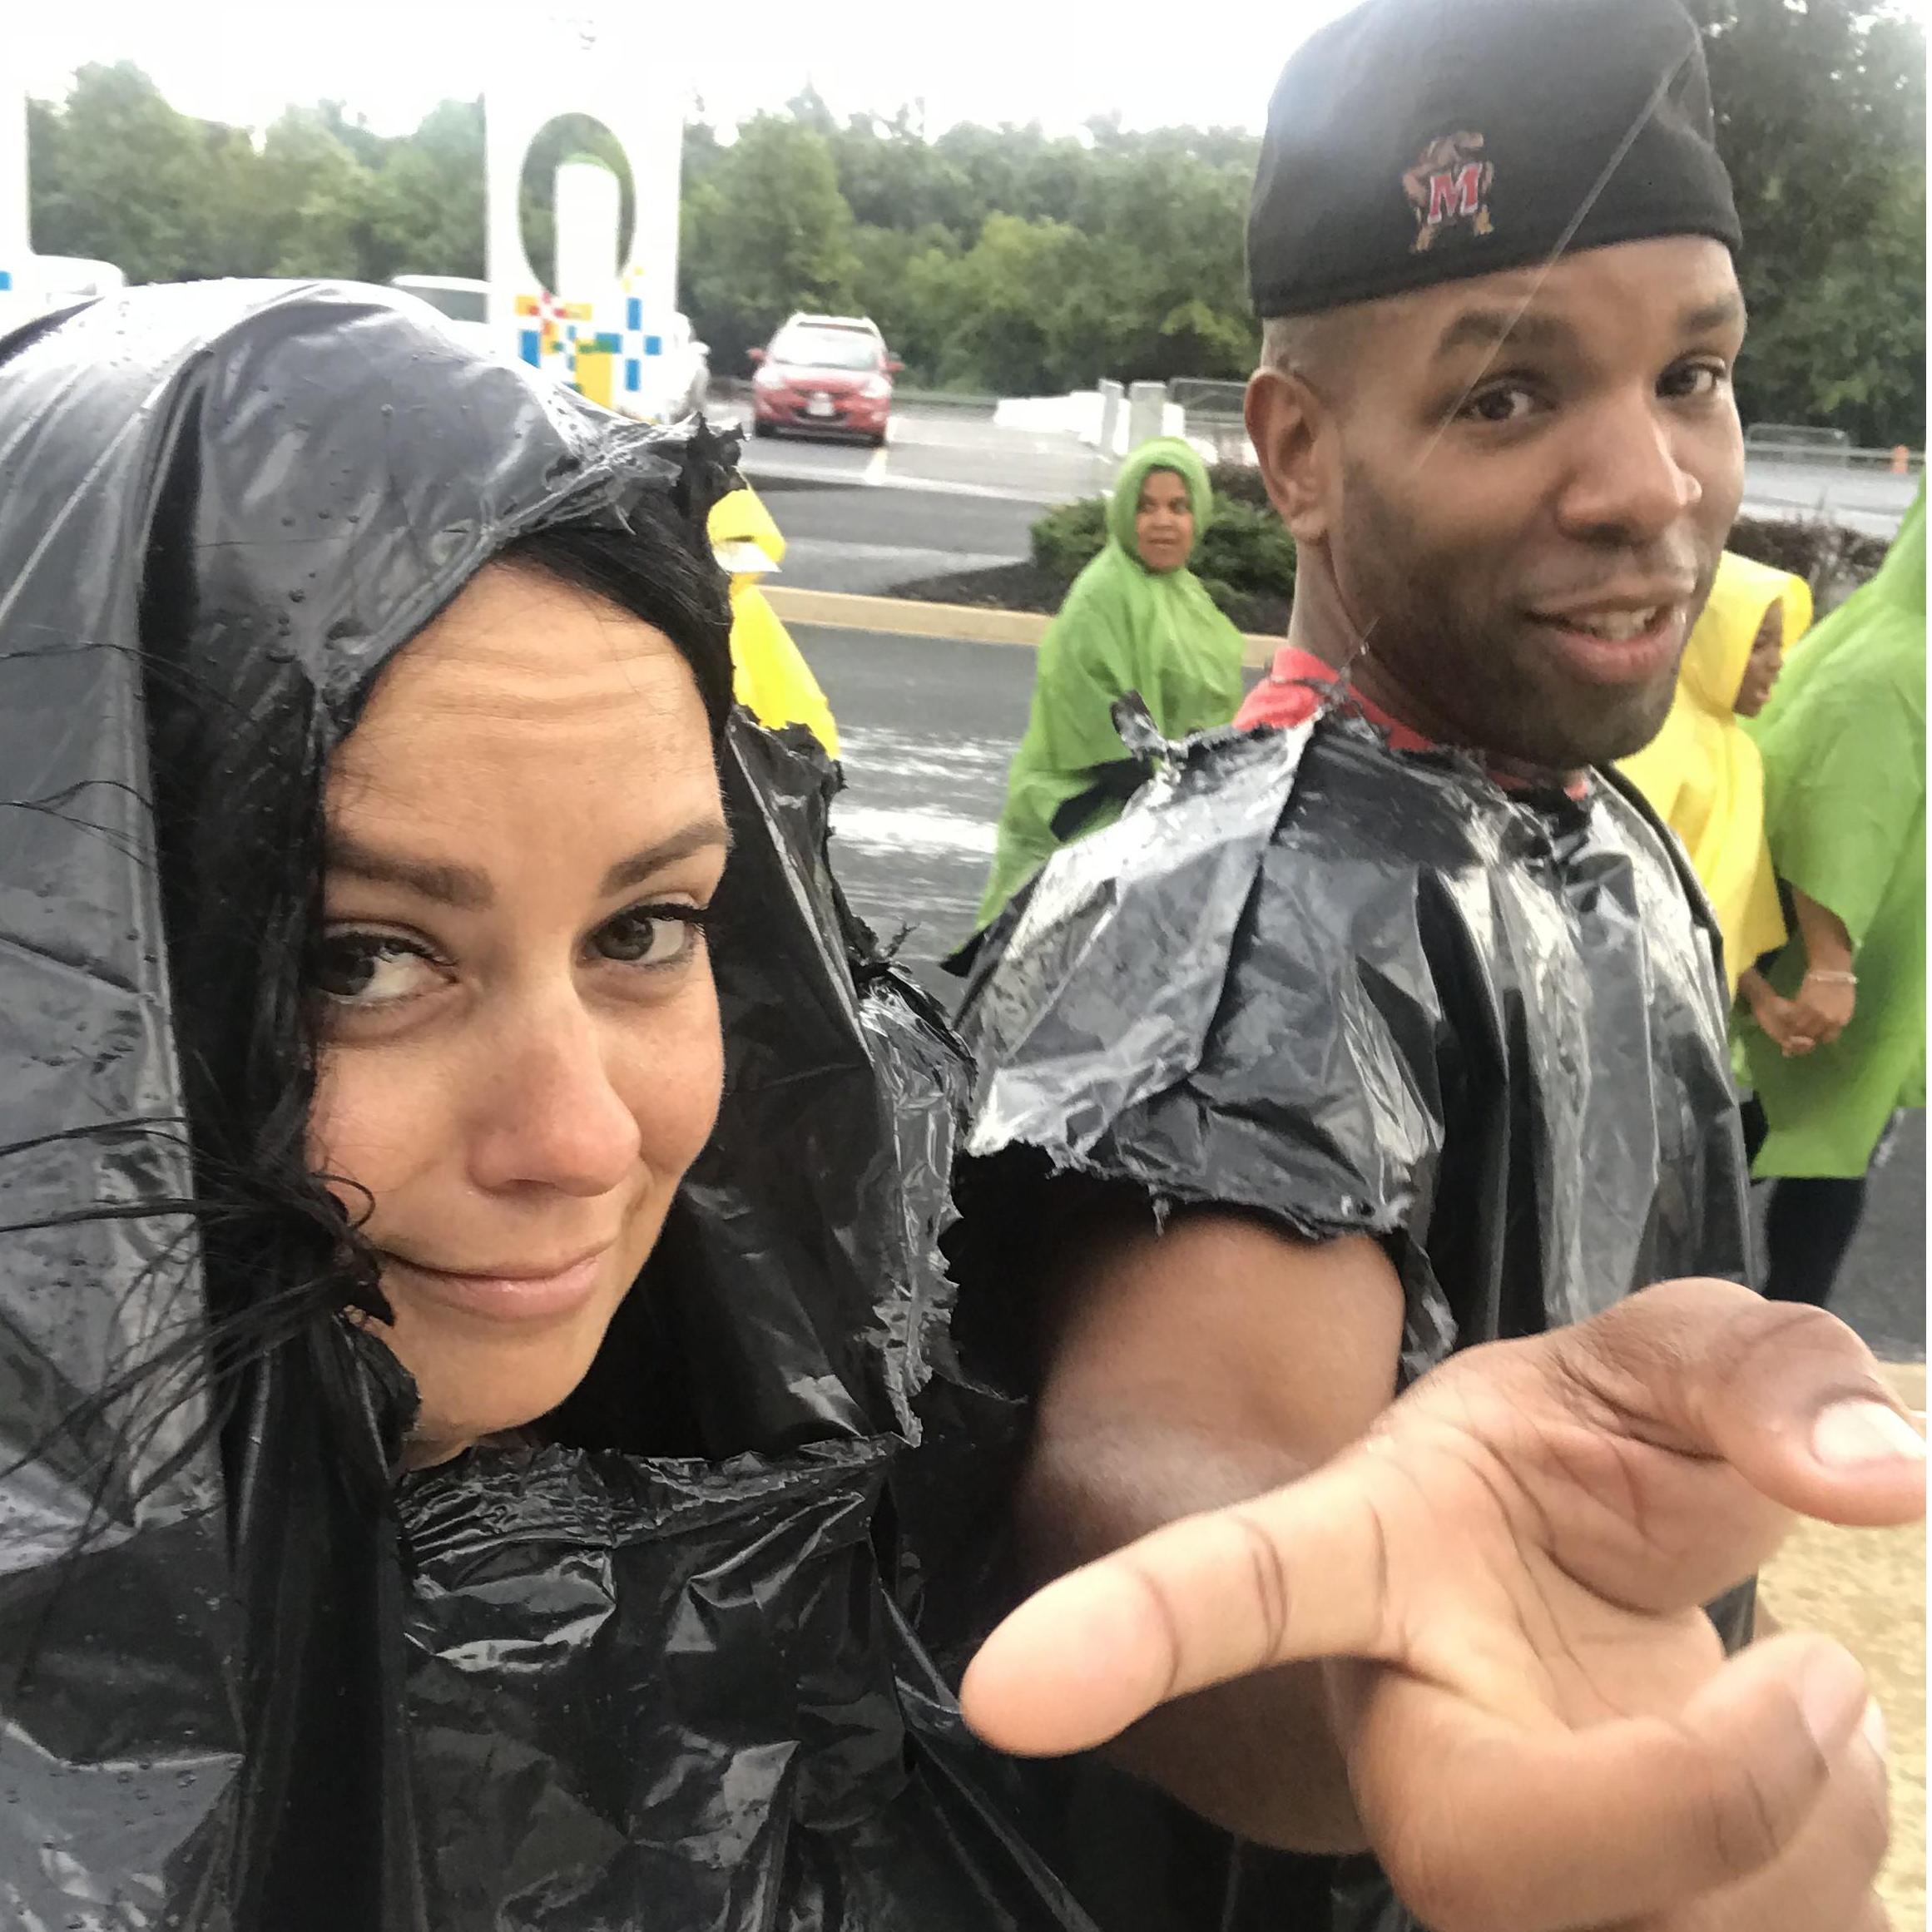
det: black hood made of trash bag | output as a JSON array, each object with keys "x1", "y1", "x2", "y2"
[{"x1": 0, "y1": 282, "x2": 1066, "y2": 1931}]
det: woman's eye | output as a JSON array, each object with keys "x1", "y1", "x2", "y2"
[
  {"x1": 1461, "y1": 384, "x2": 1538, "y2": 425},
  {"x1": 594, "y1": 906, "x2": 707, "y2": 968},
  {"x1": 311, "y1": 934, "x2": 442, "y2": 1005}
]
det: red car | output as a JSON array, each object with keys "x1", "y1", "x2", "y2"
[{"x1": 750, "y1": 315, "x2": 903, "y2": 446}]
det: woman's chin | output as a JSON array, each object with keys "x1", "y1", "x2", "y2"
[{"x1": 376, "y1": 1305, "x2": 618, "y2": 1466}]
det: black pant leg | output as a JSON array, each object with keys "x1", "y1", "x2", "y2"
[{"x1": 1762, "y1": 1174, "x2": 1870, "y2": 1308}]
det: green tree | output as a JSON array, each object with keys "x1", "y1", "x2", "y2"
[
  {"x1": 680, "y1": 116, "x2": 859, "y2": 369},
  {"x1": 252, "y1": 107, "x2": 384, "y2": 279},
  {"x1": 919, "y1": 213, "x2": 1095, "y2": 393},
  {"x1": 1689, "y1": 0, "x2": 1925, "y2": 439},
  {"x1": 28, "y1": 63, "x2": 234, "y2": 281},
  {"x1": 1745, "y1": 163, "x2": 1925, "y2": 445},
  {"x1": 372, "y1": 99, "x2": 486, "y2": 280}
]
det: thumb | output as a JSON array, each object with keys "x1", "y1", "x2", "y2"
[
  {"x1": 960, "y1": 1456, "x2": 1399, "y2": 1756},
  {"x1": 1550, "y1": 1278, "x2": 1925, "y2": 1528}
]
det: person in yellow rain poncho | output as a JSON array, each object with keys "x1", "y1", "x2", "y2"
[
  {"x1": 708, "y1": 485, "x2": 840, "y2": 757},
  {"x1": 1618, "y1": 550, "x2": 1811, "y2": 993}
]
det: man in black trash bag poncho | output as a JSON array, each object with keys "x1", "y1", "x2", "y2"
[{"x1": 948, "y1": 0, "x2": 1900, "y2": 1928}]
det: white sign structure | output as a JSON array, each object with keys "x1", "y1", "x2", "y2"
[
  {"x1": 0, "y1": 79, "x2": 126, "y2": 335},
  {"x1": 483, "y1": 7, "x2": 690, "y2": 419},
  {"x1": 0, "y1": 77, "x2": 32, "y2": 325}
]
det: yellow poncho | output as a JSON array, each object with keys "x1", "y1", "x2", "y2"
[
  {"x1": 707, "y1": 487, "x2": 840, "y2": 758},
  {"x1": 1618, "y1": 552, "x2": 1811, "y2": 993}
]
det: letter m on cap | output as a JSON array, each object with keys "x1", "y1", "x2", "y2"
[{"x1": 1429, "y1": 164, "x2": 1484, "y2": 223}]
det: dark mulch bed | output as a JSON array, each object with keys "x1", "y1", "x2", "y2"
[{"x1": 889, "y1": 559, "x2": 1290, "y2": 637}]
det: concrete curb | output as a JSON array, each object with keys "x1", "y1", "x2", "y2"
[{"x1": 765, "y1": 585, "x2": 1281, "y2": 670}]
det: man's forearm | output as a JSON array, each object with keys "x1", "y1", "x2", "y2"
[{"x1": 1014, "y1": 1411, "x2": 1369, "y2": 1851}]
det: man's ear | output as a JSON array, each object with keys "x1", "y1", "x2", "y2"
[{"x1": 1245, "y1": 366, "x2": 1339, "y2": 545}]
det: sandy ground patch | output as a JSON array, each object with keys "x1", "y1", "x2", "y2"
[{"x1": 1759, "y1": 1363, "x2": 1925, "y2": 1929}]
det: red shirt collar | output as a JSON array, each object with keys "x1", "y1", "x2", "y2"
[{"x1": 1238, "y1": 646, "x2": 1590, "y2": 801}]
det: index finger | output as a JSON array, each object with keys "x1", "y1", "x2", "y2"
[{"x1": 959, "y1": 1459, "x2": 1399, "y2": 1756}]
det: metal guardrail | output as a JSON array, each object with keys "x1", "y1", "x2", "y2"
[
  {"x1": 1744, "y1": 440, "x2": 1922, "y2": 473},
  {"x1": 1167, "y1": 376, "x2": 1247, "y2": 422}
]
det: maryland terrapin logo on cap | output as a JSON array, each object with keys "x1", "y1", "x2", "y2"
[{"x1": 1403, "y1": 132, "x2": 1495, "y2": 252}]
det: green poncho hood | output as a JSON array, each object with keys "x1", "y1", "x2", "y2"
[
  {"x1": 1740, "y1": 485, "x2": 1926, "y2": 1177},
  {"x1": 971, "y1": 438, "x2": 1246, "y2": 931},
  {"x1": 1104, "y1": 437, "x2": 1212, "y2": 551}
]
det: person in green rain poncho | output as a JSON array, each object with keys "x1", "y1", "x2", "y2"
[
  {"x1": 966, "y1": 438, "x2": 1246, "y2": 935},
  {"x1": 1736, "y1": 485, "x2": 1925, "y2": 1308}
]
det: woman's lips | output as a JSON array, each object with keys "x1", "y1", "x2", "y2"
[{"x1": 380, "y1": 1247, "x2": 611, "y2": 1323}]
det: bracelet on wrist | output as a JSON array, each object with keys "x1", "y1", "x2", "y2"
[{"x1": 1804, "y1": 968, "x2": 1858, "y2": 987}]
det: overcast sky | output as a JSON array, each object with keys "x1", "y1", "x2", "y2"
[{"x1": 17, "y1": 1, "x2": 1367, "y2": 140}]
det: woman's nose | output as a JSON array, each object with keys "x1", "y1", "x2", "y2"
[{"x1": 466, "y1": 1000, "x2": 642, "y2": 1198}]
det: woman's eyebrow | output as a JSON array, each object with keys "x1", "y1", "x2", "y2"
[
  {"x1": 322, "y1": 819, "x2": 733, "y2": 909},
  {"x1": 598, "y1": 820, "x2": 735, "y2": 896},
  {"x1": 324, "y1": 832, "x2": 492, "y2": 909}
]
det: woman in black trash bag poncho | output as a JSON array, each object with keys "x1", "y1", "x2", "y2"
[{"x1": 0, "y1": 281, "x2": 1078, "y2": 1931}]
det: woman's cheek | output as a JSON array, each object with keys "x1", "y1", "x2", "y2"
[
  {"x1": 308, "y1": 1042, "x2": 446, "y2": 1235},
  {"x1": 625, "y1": 976, "x2": 726, "y2": 1177}
]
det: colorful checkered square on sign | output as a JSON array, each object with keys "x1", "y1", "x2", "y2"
[
  {"x1": 511, "y1": 292, "x2": 594, "y2": 375},
  {"x1": 617, "y1": 269, "x2": 661, "y2": 396}
]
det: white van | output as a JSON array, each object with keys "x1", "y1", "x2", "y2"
[
  {"x1": 389, "y1": 275, "x2": 495, "y2": 356},
  {"x1": 1, "y1": 256, "x2": 126, "y2": 333}
]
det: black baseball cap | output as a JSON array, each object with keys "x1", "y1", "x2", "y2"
[{"x1": 1248, "y1": 0, "x2": 1742, "y2": 319}]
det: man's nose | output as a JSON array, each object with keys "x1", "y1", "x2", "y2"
[{"x1": 1557, "y1": 395, "x2": 1702, "y2": 544}]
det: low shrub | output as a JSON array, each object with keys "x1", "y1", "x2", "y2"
[
  {"x1": 1192, "y1": 498, "x2": 1295, "y2": 602},
  {"x1": 1726, "y1": 513, "x2": 1892, "y2": 612},
  {"x1": 1028, "y1": 496, "x2": 1110, "y2": 578},
  {"x1": 1207, "y1": 462, "x2": 1273, "y2": 509}
]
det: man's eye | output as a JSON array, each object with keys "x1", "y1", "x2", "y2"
[
  {"x1": 311, "y1": 934, "x2": 442, "y2": 1005},
  {"x1": 594, "y1": 905, "x2": 709, "y2": 968},
  {"x1": 1661, "y1": 363, "x2": 1727, "y2": 401},
  {"x1": 1461, "y1": 384, "x2": 1538, "y2": 425}
]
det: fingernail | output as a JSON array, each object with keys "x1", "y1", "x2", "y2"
[
  {"x1": 1799, "y1": 1647, "x2": 1868, "y2": 1753},
  {"x1": 1812, "y1": 1399, "x2": 1928, "y2": 1469},
  {"x1": 1860, "y1": 1697, "x2": 1889, "y2": 1761}
]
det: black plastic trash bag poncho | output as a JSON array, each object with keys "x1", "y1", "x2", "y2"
[
  {"x1": 0, "y1": 282, "x2": 1077, "y2": 1932},
  {"x1": 949, "y1": 701, "x2": 1758, "y2": 1932}
]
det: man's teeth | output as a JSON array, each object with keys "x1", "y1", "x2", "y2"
[{"x1": 1563, "y1": 607, "x2": 1662, "y2": 642}]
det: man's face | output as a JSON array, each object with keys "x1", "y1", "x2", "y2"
[{"x1": 1266, "y1": 237, "x2": 1746, "y2": 770}]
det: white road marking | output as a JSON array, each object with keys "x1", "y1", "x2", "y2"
[{"x1": 862, "y1": 440, "x2": 891, "y2": 487}]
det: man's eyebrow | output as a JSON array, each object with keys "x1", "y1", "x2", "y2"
[
  {"x1": 323, "y1": 819, "x2": 734, "y2": 909},
  {"x1": 1432, "y1": 306, "x2": 1574, "y2": 362},
  {"x1": 1433, "y1": 290, "x2": 1746, "y2": 365},
  {"x1": 1680, "y1": 293, "x2": 1747, "y2": 335}
]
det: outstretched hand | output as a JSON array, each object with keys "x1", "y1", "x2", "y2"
[{"x1": 962, "y1": 1281, "x2": 1924, "y2": 1931}]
